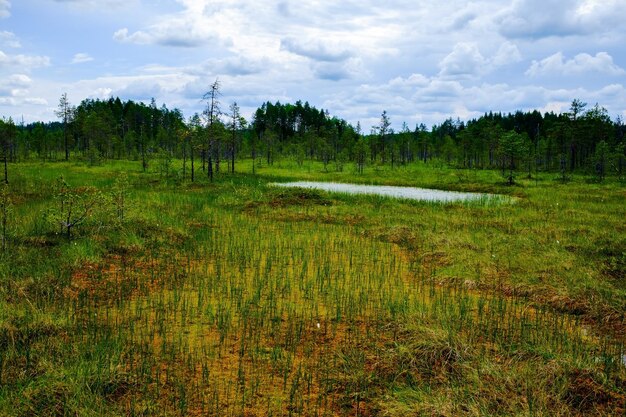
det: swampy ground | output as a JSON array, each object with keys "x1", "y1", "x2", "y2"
[{"x1": 0, "y1": 159, "x2": 624, "y2": 416}]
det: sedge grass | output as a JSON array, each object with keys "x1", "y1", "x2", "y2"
[{"x1": 0, "y1": 159, "x2": 624, "y2": 416}]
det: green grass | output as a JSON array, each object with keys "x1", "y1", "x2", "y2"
[{"x1": 0, "y1": 159, "x2": 624, "y2": 416}]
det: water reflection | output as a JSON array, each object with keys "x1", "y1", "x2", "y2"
[{"x1": 272, "y1": 181, "x2": 499, "y2": 203}]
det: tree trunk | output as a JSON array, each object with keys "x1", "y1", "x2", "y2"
[
  {"x1": 216, "y1": 142, "x2": 220, "y2": 174},
  {"x1": 252, "y1": 136, "x2": 256, "y2": 174},
  {"x1": 141, "y1": 144, "x2": 147, "y2": 172},
  {"x1": 182, "y1": 141, "x2": 187, "y2": 180},
  {"x1": 191, "y1": 146, "x2": 195, "y2": 182},
  {"x1": 231, "y1": 141, "x2": 235, "y2": 174},
  {"x1": 3, "y1": 152, "x2": 7, "y2": 185},
  {"x1": 64, "y1": 124, "x2": 69, "y2": 161}
]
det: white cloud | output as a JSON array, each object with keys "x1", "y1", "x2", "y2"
[
  {"x1": 280, "y1": 37, "x2": 352, "y2": 62},
  {"x1": 320, "y1": 70, "x2": 626, "y2": 128},
  {"x1": 3, "y1": 0, "x2": 626, "y2": 126},
  {"x1": 71, "y1": 53, "x2": 94, "y2": 64},
  {"x1": 0, "y1": 0, "x2": 10, "y2": 18},
  {"x1": 439, "y1": 42, "x2": 522, "y2": 78},
  {"x1": 90, "y1": 87, "x2": 113, "y2": 99},
  {"x1": 72, "y1": 72, "x2": 197, "y2": 104},
  {"x1": 0, "y1": 31, "x2": 20, "y2": 48},
  {"x1": 492, "y1": 42, "x2": 523, "y2": 67},
  {"x1": 439, "y1": 43, "x2": 487, "y2": 78},
  {"x1": 114, "y1": 23, "x2": 218, "y2": 47},
  {"x1": 0, "y1": 74, "x2": 32, "y2": 96},
  {"x1": 496, "y1": 0, "x2": 624, "y2": 39},
  {"x1": 113, "y1": 28, "x2": 151, "y2": 45},
  {"x1": 0, "y1": 73, "x2": 48, "y2": 110},
  {"x1": 0, "y1": 50, "x2": 50, "y2": 70},
  {"x1": 6, "y1": 74, "x2": 31, "y2": 87},
  {"x1": 113, "y1": 4, "x2": 225, "y2": 48},
  {"x1": 526, "y1": 52, "x2": 625, "y2": 77}
]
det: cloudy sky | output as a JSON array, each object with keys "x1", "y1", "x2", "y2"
[{"x1": 1, "y1": 0, "x2": 625, "y2": 129}]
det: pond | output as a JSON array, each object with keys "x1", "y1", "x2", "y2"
[{"x1": 271, "y1": 181, "x2": 501, "y2": 203}]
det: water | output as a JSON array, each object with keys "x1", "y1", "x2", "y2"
[{"x1": 271, "y1": 181, "x2": 500, "y2": 203}]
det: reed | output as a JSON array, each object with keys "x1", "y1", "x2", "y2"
[{"x1": 0, "y1": 160, "x2": 624, "y2": 416}]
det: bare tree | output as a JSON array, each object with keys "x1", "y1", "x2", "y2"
[{"x1": 203, "y1": 79, "x2": 221, "y2": 182}]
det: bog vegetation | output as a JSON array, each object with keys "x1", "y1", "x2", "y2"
[{"x1": 0, "y1": 93, "x2": 624, "y2": 416}]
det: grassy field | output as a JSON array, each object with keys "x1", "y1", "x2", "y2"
[{"x1": 0, "y1": 159, "x2": 624, "y2": 416}]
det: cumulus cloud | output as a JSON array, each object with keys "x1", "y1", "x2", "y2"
[
  {"x1": 72, "y1": 72, "x2": 196, "y2": 104},
  {"x1": 6, "y1": 73, "x2": 31, "y2": 87},
  {"x1": 0, "y1": 31, "x2": 20, "y2": 48},
  {"x1": 280, "y1": 38, "x2": 352, "y2": 62},
  {"x1": 0, "y1": 74, "x2": 47, "y2": 109},
  {"x1": 3, "y1": 0, "x2": 626, "y2": 125},
  {"x1": 321, "y1": 69, "x2": 626, "y2": 129},
  {"x1": 113, "y1": 28, "x2": 152, "y2": 45},
  {"x1": 313, "y1": 63, "x2": 351, "y2": 81},
  {"x1": 174, "y1": 56, "x2": 269, "y2": 85},
  {"x1": 0, "y1": 50, "x2": 50, "y2": 70},
  {"x1": 0, "y1": 74, "x2": 31, "y2": 96},
  {"x1": 0, "y1": 0, "x2": 9, "y2": 18},
  {"x1": 113, "y1": 3, "x2": 225, "y2": 48},
  {"x1": 492, "y1": 42, "x2": 523, "y2": 67},
  {"x1": 439, "y1": 42, "x2": 522, "y2": 78},
  {"x1": 114, "y1": 23, "x2": 218, "y2": 48},
  {"x1": 496, "y1": 0, "x2": 624, "y2": 39},
  {"x1": 439, "y1": 43, "x2": 487, "y2": 77},
  {"x1": 71, "y1": 53, "x2": 94, "y2": 64},
  {"x1": 526, "y1": 52, "x2": 625, "y2": 77}
]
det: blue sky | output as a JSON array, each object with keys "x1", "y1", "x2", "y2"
[{"x1": 1, "y1": 0, "x2": 625, "y2": 129}]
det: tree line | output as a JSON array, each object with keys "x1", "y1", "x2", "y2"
[{"x1": 1, "y1": 91, "x2": 625, "y2": 184}]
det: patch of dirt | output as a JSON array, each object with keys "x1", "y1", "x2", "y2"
[
  {"x1": 563, "y1": 369, "x2": 626, "y2": 414},
  {"x1": 65, "y1": 253, "x2": 188, "y2": 304}
]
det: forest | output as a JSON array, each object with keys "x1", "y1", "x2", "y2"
[{"x1": 2, "y1": 93, "x2": 625, "y2": 184}]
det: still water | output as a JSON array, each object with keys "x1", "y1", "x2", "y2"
[{"x1": 272, "y1": 181, "x2": 499, "y2": 203}]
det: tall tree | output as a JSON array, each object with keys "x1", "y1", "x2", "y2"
[
  {"x1": 374, "y1": 110, "x2": 391, "y2": 164},
  {"x1": 0, "y1": 118, "x2": 17, "y2": 184},
  {"x1": 55, "y1": 93, "x2": 74, "y2": 161},
  {"x1": 188, "y1": 113, "x2": 202, "y2": 182},
  {"x1": 203, "y1": 79, "x2": 221, "y2": 181},
  {"x1": 251, "y1": 107, "x2": 266, "y2": 174},
  {"x1": 498, "y1": 131, "x2": 526, "y2": 185},
  {"x1": 228, "y1": 102, "x2": 243, "y2": 174},
  {"x1": 567, "y1": 99, "x2": 587, "y2": 171},
  {"x1": 354, "y1": 122, "x2": 365, "y2": 173}
]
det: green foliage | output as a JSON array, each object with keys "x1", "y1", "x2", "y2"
[
  {"x1": 592, "y1": 140, "x2": 610, "y2": 182},
  {"x1": 498, "y1": 131, "x2": 527, "y2": 185},
  {"x1": 8, "y1": 96, "x2": 626, "y2": 183},
  {"x1": 47, "y1": 176, "x2": 104, "y2": 239},
  {"x1": 154, "y1": 148, "x2": 172, "y2": 178},
  {"x1": 335, "y1": 149, "x2": 349, "y2": 172},
  {"x1": 84, "y1": 146, "x2": 102, "y2": 166},
  {"x1": 110, "y1": 172, "x2": 131, "y2": 225},
  {"x1": 612, "y1": 141, "x2": 625, "y2": 180}
]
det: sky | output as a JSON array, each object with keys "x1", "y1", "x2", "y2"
[{"x1": 0, "y1": 0, "x2": 625, "y2": 130}]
